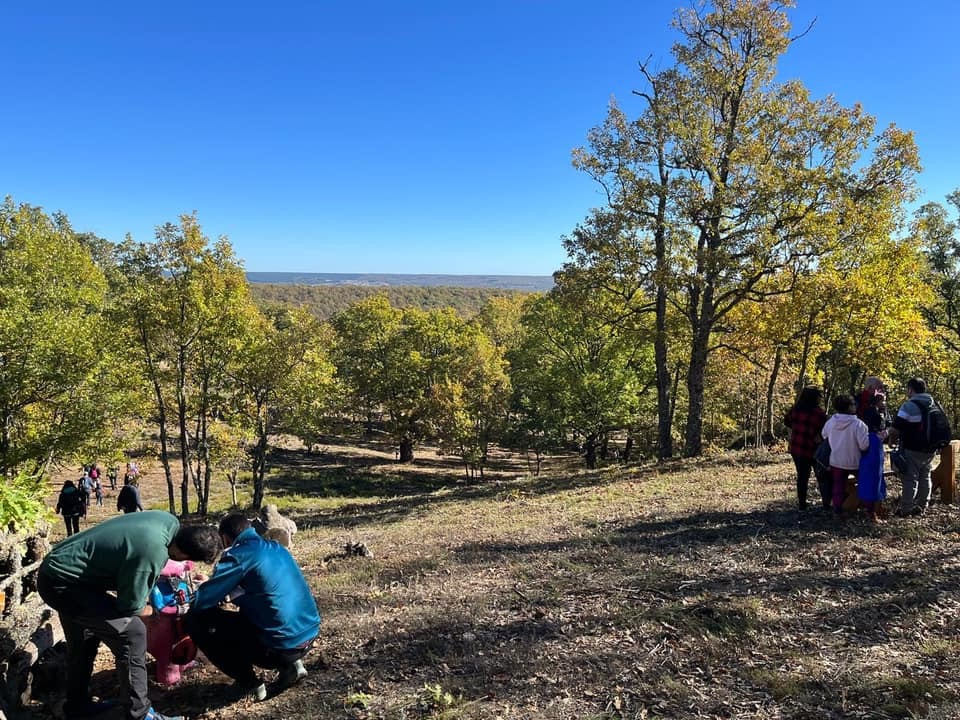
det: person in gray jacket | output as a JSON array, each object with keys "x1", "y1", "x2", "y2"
[{"x1": 893, "y1": 377, "x2": 940, "y2": 517}]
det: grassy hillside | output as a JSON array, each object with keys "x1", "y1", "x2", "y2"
[
  {"x1": 53, "y1": 443, "x2": 960, "y2": 719},
  {"x1": 249, "y1": 283, "x2": 533, "y2": 319}
]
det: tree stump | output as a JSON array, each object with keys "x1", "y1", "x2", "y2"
[{"x1": 0, "y1": 526, "x2": 63, "y2": 720}]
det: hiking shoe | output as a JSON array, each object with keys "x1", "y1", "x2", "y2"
[
  {"x1": 232, "y1": 680, "x2": 268, "y2": 702},
  {"x1": 145, "y1": 707, "x2": 185, "y2": 720},
  {"x1": 909, "y1": 506, "x2": 926, "y2": 517},
  {"x1": 269, "y1": 658, "x2": 307, "y2": 694},
  {"x1": 64, "y1": 699, "x2": 115, "y2": 718}
]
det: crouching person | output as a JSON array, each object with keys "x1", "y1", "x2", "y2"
[
  {"x1": 184, "y1": 513, "x2": 320, "y2": 702},
  {"x1": 37, "y1": 511, "x2": 221, "y2": 720}
]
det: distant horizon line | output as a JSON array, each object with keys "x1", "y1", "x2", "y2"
[{"x1": 247, "y1": 271, "x2": 554, "y2": 278}]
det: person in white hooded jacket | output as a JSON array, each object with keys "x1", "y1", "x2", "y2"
[{"x1": 821, "y1": 394, "x2": 869, "y2": 514}]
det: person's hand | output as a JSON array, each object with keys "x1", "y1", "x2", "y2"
[{"x1": 139, "y1": 604, "x2": 154, "y2": 617}]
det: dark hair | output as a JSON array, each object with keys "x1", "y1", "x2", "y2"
[
  {"x1": 796, "y1": 387, "x2": 823, "y2": 410},
  {"x1": 907, "y1": 377, "x2": 927, "y2": 394},
  {"x1": 173, "y1": 525, "x2": 222, "y2": 563},
  {"x1": 833, "y1": 394, "x2": 855, "y2": 414},
  {"x1": 218, "y1": 513, "x2": 251, "y2": 543}
]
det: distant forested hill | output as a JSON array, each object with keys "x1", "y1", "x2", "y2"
[
  {"x1": 249, "y1": 283, "x2": 535, "y2": 319},
  {"x1": 246, "y1": 272, "x2": 553, "y2": 292}
]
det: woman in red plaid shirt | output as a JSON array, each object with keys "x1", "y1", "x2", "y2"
[{"x1": 784, "y1": 387, "x2": 828, "y2": 511}]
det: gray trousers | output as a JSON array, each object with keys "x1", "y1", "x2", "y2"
[
  {"x1": 900, "y1": 448, "x2": 938, "y2": 511},
  {"x1": 37, "y1": 572, "x2": 151, "y2": 720}
]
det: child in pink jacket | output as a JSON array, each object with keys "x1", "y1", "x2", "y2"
[{"x1": 821, "y1": 394, "x2": 869, "y2": 514}]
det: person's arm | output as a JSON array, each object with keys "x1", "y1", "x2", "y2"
[
  {"x1": 190, "y1": 551, "x2": 246, "y2": 612},
  {"x1": 857, "y1": 421, "x2": 870, "y2": 452},
  {"x1": 893, "y1": 401, "x2": 919, "y2": 434}
]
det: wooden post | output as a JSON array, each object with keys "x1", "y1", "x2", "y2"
[{"x1": 932, "y1": 440, "x2": 959, "y2": 504}]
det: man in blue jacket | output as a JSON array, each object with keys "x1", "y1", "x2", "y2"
[{"x1": 185, "y1": 513, "x2": 321, "y2": 701}]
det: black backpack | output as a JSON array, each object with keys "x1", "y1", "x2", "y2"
[{"x1": 919, "y1": 399, "x2": 952, "y2": 452}]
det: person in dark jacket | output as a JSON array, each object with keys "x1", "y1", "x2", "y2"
[
  {"x1": 185, "y1": 513, "x2": 321, "y2": 702},
  {"x1": 37, "y1": 511, "x2": 221, "y2": 720},
  {"x1": 784, "y1": 386, "x2": 828, "y2": 510},
  {"x1": 117, "y1": 477, "x2": 144, "y2": 514},
  {"x1": 55, "y1": 480, "x2": 85, "y2": 536},
  {"x1": 893, "y1": 377, "x2": 940, "y2": 517}
]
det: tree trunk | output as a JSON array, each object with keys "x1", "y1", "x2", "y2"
[
  {"x1": 194, "y1": 377, "x2": 209, "y2": 513},
  {"x1": 669, "y1": 364, "x2": 681, "y2": 430},
  {"x1": 155, "y1": 383, "x2": 176, "y2": 515},
  {"x1": 252, "y1": 399, "x2": 268, "y2": 510},
  {"x1": 176, "y1": 339, "x2": 193, "y2": 516},
  {"x1": 177, "y1": 393, "x2": 191, "y2": 516},
  {"x1": 137, "y1": 320, "x2": 176, "y2": 513},
  {"x1": 201, "y1": 452, "x2": 212, "y2": 517},
  {"x1": 623, "y1": 435, "x2": 634, "y2": 463},
  {"x1": 600, "y1": 433, "x2": 609, "y2": 461},
  {"x1": 398, "y1": 438, "x2": 414, "y2": 463},
  {"x1": 684, "y1": 270, "x2": 716, "y2": 457},
  {"x1": 764, "y1": 346, "x2": 783, "y2": 441},
  {"x1": 684, "y1": 331, "x2": 711, "y2": 457},
  {"x1": 649, "y1": 71, "x2": 673, "y2": 460},
  {"x1": 654, "y1": 286, "x2": 673, "y2": 460},
  {"x1": 1, "y1": 410, "x2": 11, "y2": 479},
  {"x1": 796, "y1": 309, "x2": 816, "y2": 392},
  {"x1": 229, "y1": 471, "x2": 238, "y2": 507}
]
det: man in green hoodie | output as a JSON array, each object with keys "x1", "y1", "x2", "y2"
[{"x1": 38, "y1": 511, "x2": 221, "y2": 720}]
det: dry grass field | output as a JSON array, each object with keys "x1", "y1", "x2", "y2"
[{"x1": 42, "y1": 440, "x2": 960, "y2": 720}]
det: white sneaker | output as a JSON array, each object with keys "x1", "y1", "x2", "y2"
[{"x1": 271, "y1": 659, "x2": 307, "y2": 693}]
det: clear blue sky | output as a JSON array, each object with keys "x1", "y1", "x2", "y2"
[{"x1": 2, "y1": 2, "x2": 958, "y2": 275}]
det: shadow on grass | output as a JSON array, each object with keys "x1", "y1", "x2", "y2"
[{"x1": 268, "y1": 443, "x2": 791, "y2": 533}]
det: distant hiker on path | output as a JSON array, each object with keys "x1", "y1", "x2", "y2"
[
  {"x1": 37, "y1": 511, "x2": 221, "y2": 720},
  {"x1": 784, "y1": 386, "x2": 827, "y2": 511},
  {"x1": 185, "y1": 513, "x2": 320, "y2": 702},
  {"x1": 55, "y1": 480, "x2": 85, "y2": 536},
  {"x1": 821, "y1": 395, "x2": 869, "y2": 516},
  {"x1": 117, "y1": 476, "x2": 144, "y2": 514},
  {"x1": 892, "y1": 377, "x2": 949, "y2": 517}
]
